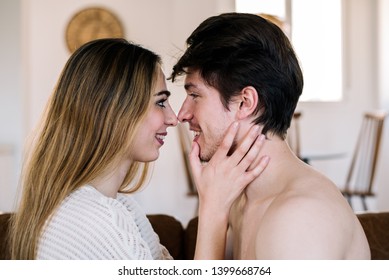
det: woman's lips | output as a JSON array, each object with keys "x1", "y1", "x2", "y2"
[{"x1": 155, "y1": 133, "x2": 166, "y2": 145}]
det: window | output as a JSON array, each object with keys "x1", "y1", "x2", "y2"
[{"x1": 236, "y1": 0, "x2": 343, "y2": 102}]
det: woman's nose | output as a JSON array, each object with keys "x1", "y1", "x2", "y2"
[{"x1": 166, "y1": 107, "x2": 178, "y2": 127}]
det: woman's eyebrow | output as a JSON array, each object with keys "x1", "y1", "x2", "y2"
[{"x1": 154, "y1": 90, "x2": 171, "y2": 97}]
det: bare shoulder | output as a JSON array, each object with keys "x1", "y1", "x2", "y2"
[{"x1": 254, "y1": 171, "x2": 370, "y2": 259}]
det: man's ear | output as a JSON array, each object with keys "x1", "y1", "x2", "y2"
[{"x1": 236, "y1": 86, "x2": 258, "y2": 120}]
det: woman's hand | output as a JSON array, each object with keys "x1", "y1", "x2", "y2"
[
  {"x1": 190, "y1": 122, "x2": 269, "y2": 259},
  {"x1": 190, "y1": 122, "x2": 269, "y2": 215}
]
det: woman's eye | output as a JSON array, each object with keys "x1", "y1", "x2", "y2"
[{"x1": 157, "y1": 99, "x2": 167, "y2": 108}]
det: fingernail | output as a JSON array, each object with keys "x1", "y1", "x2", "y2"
[{"x1": 252, "y1": 125, "x2": 260, "y2": 135}]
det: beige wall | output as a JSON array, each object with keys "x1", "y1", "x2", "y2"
[
  {"x1": 0, "y1": 0, "x2": 22, "y2": 212},
  {"x1": 0, "y1": 0, "x2": 388, "y2": 222}
]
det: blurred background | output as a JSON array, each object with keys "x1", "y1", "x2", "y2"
[{"x1": 0, "y1": 0, "x2": 388, "y2": 226}]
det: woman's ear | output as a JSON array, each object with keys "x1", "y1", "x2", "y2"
[{"x1": 236, "y1": 86, "x2": 258, "y2": 120}]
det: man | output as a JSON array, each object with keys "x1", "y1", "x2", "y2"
[{"x1": 171, "y1": 13, "x2": 370, "y2": 259}]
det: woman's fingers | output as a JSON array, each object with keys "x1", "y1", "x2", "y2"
[
  {"x1": 188, "y1": 122, "x2": 269, "y2": 196},
  {"x1": 209, "y1": 122, "x2": 240, "y2": 163},
  {"x1": 235, "y1": 133, "x2": 266, "y2": 172},
  {"x1": 227, "y1": 125, "x2": 262, "y2": 168},
  {"x1": 195, "y1": 122, "x2": 267, "y2": 173},
  {"x1": 239, "y1": 155, "x2": 270, "y2": 187}
]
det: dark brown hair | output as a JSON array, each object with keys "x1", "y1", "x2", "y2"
[{"x1": 171, "y1": 13, "x2": 303, "y2": 138}]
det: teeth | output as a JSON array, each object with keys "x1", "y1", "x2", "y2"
[
  {"x1": 156, "y1": 135, "x2": 165, "y2": 140},
  {"x1": 193, "y1": 131, "x2": 201, "y2": 137}
]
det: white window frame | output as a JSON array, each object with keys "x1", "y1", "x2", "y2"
[{"x1": 235, "y1": 0, "x2": 343, "y2": 102}]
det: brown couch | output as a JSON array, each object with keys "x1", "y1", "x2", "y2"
[{"x1": 1, "y1": 212, "x2": 388, "y2": 260}]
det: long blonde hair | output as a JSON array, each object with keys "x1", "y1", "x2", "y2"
[{"x1": 11, "y1": 38, "x2": 161, "y2": 259}]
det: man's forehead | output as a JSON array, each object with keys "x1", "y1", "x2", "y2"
[
  {"x1": 184, "y1": 81, "x2": 200, "y2": 91},
  {"x1": 184, "y1": 71, "x2": 206, "y2": 89},
  {"x1": 184, "y1": 69, "x2": 201, "y2": 79}
]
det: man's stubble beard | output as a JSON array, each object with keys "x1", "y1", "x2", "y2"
[{"x1": 199, "y1": 140, "x2": 238, "y2": 163}]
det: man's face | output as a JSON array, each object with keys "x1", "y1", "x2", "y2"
[{"x1": 177, "y1": 70, "x2": 237, "y2": 161}]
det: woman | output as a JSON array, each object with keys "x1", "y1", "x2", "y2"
[{"x1": 10, "y1": 38, "x2": 268, "y2": 259}]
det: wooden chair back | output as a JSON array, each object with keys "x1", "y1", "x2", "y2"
[{"x1": 343, "y1": 110, "x2": 387, "y2": 210}]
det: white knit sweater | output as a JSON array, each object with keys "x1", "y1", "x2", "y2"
[{"x1": 37, "y1": 185, "x2": 172, "y2": 260}]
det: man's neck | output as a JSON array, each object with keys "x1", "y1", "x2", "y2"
[{"x1": 243, "y1": 135, "x2": 300, "y2": 204}]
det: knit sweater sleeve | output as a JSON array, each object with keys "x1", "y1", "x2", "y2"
[{"x1": 37, "y1": 186, "x2": 172, "y2": 260}]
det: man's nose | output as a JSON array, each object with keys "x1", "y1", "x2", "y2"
[{"x1": 177, "y1": 100, "x2": 193, "y2": 123}]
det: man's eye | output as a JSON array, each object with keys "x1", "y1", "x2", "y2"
[{"x1": 189, "y1": 92, "x2": 199, "y2": 99}]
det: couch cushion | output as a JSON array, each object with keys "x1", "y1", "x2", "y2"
[
  {"x1": 184, "y1": 216, "x2": 198, "y2": 260},
  {"x1": 357, "y1": 212, "x2": 389, "y2": 260},
  {"x1": 147, "y1": 214, "x2": 185, "y2": 260}
]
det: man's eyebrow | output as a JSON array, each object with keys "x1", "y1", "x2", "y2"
[
  {"x1": 154, "y1": 90, "x2": 171, "y2": 97},
  {"x1": 184, "y1": 83, "x2": 198, "y2": 91}
]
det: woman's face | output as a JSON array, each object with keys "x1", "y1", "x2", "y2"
[{"x1": 130, "y1": 69, "x2": 178, "y2": 162}]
